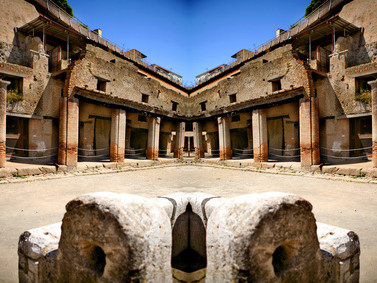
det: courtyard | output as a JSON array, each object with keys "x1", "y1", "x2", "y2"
[{"x1": 0, "y1": 165, "x2": 376, "y2": 282}]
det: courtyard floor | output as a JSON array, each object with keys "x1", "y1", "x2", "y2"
[{"x1": 0, "y1": 165, "x2": 376, "y2": 282}]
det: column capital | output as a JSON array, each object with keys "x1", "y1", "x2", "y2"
[
  {"x1": 368, "y1": 80, "x2": 377, "y2": 88},
  {"x1": 0, "y1": 80, "x2": 11, "y2": 87}
]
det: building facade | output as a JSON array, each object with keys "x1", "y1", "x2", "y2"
[{"x1": 0, "y1": 0, "x2": 376, "y2": 169}]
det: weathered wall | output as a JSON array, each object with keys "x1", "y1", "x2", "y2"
[
  {"x1": 74, "y1": 45, "x2": 189, "y2": 115},
  {"x1": 189, "y1": 46, "x2": 312, "y2": 117},
  {"x1": 0, "y1": 0, "x2": 38, "y2": 44},
  {"x1": 340, "y1": 0, "x2": 377, "y2": 44},
  {"x1": 266, "y1": 102, "x2": 299, "y2": 154}
]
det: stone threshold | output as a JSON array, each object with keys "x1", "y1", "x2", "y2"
[{"x1": 0, "y1": 158, "x2": 376, "y2": 184}]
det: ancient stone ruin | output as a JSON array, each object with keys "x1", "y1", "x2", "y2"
[{"x1": 18, "y1": 192, "x2": 360, "y2": 282}]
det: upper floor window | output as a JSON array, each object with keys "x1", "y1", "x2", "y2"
[
  {"x1": 271, "y1": 79, "x2": 282, "y2": 92},
  {"x1": 142, "y1": 93, "x2": 149, "y2": 103},
  {"x1": 200, "y1": 101, "x2": 207, "y2": 111},
  {"x1": 172, "y1": 101, "x2": 179, "y2": 111},
  {"x1": 96, "y1": 79, "x2": 107, "y2": 92},
  {"x1": 229, "y1": 94, "x2": 237, "y2": 103}
]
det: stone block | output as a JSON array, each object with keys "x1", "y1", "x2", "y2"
[
  {"x1": 317, "y1": 222, "x2": 360, "y2": 261},
  {"x1": 336, "y1": 167, "x2": 361, "y2": 176},
  {"x1": 0, "y1": 167, "x2": 13, "y2": 178},
  {"x1": 40, "y1": 166, "x2": 56, "y2": 174},
  {"x1": 311, "y1": 165, "x2": 322, "y2": 173},
  {"x1": 56, "y1": 192, "x2": 172, "y2": 282},
  {"x1": 206, "y1": 192, "x2": 322, "y2": 282},
  {"x1": 261, "y1": 162, "x2": 275, "y2": 169},
  {"x1": 361, "y1": 168, "x2": 377, "y2": 178},
  {"x1": 103, "y1": 162, "x2": 117, "y2": 169},
  {"x1": 16, "y1": 167, "x2": 41, "y2": 176},
  {"x1": 18, "y1": 223, "x2": 61, "y2": 261},
  {"x1": 56, "y1": 165, "x2": 67, "y2": 174},
  {"x1": 322, "y1": 166, "x2": 339, "y2": 174}
]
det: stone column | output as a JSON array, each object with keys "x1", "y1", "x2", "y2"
[
  {"x1": 0, "y1": 80, "x2": 9, "y2": 167},
  {"x1": 110, "y1": 109, "x2": 126, "y2": 163},
  {"x1": 368, "y1": 80, "x2": 377, "y2": 167},
  {"x1": 58, "y1": 96, "x2": 79, "y2": 168},
  {"x1": 174, "y1": 122, "x2": 185, "y2": 158},
  {"x1": 299, "y1": 97, "x2": 320, "y2": 167},
  {"x1": 252, "y1": 109, "x2": 268, "y2": 162},
  {"x1": 193, "y1": 122, "x2": 204, "y2": 158},
  {"x1": 218, "y1": 117, "x2": 232, "y2": 160},
  {"x1": 146, "y1": 117, "x2": 161, "y2": 160}
]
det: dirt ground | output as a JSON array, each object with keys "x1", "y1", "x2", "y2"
[{"x1": 0, "y1": 165, "x2": 376, "y2": 282}]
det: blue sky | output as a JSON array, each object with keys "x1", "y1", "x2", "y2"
[{"x1": 70, "y1": 0, "x2": 311, "y2": 84}]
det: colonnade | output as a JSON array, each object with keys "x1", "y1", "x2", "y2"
[{"x1": 1, "y1": 79, "x2": 377, "y2": 167}]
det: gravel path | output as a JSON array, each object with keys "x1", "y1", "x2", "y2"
[{"x1": 0, "y1": 165, "x2": 376, "y2": 282}]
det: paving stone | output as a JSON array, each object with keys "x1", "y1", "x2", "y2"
[
  {"x1": 17, "y1": 167, "x2": 42, "y2": 176},
  {"x1": 40, "y1": 166, "x2": 56, "y2": 174},
  {"x1": 322, "y1": 166, "x2": 339, "y2": 174},
  {"x1": 336, "y1": 167, "x2": 361, "y2": 176},
  {"x1": 0, "y1": 167, "x2": 12, "y2": 178}
]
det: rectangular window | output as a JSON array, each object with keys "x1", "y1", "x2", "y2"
[
  {"x1": 4, "y1": 76, "x2": 23, "y2": 103},
  {"x1": 355, "y1": 77, "x2": 373, "y2": 103},
  {"x1": 231, "y1": 115, "x2": 240, "y2": 122},
  {"x1": 172, "y1": 101, "x2": 178, "y2": 111},
  {"x1": 142, "y1": 94, "x2": 149, "y2": 103},
  {"x1": 200, "y1": 101, "x2": 207, "y2": 111},
  {"x1": 97, "y1": 79, "x2": 107, "y2": 92},
  {"x1": 138, "y1": 115, "x2": 147, "y2": 122},
  {"x1": 271, "y1": 79, "x2": 282, "y2": 92},
  {"x1": 229, "y1": 94, "x2": 237, "y2": 103}
]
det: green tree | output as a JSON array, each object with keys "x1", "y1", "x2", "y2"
[
  {"x1": 305, "y1": 0, "x2": 326, "y2": 16},
  {"x1": 54, "y1": 0, "x2": 73, "y2": 16}
]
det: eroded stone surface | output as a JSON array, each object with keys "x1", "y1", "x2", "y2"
[
  {"x1": 56, "y1": 192, "x2": 172, "y2": 282},
  {"x1": 206, "y1": 192, "x2": 323, "y2": 282},
  {"x1": 17, "y1": 191, "x2": 361, "y2": 283}
]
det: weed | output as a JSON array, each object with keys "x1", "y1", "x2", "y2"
[
  {"x1": 7, "y1": 90, "x2": 23, "y2": 103},
  {"x1": 13, "y1": 173, "x2": 26, "y2": 178},
  {"x1": 355, "y1": 89, "x2": 371, "y2": 104}
]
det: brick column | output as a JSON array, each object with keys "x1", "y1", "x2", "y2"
[
  {"x1": 58, "y1": 97, "x2": 67, "y2": 165},
  {"x1": 218, "y1": 117, "x2": 232, "y2": 160},
  {"x1": 110, "y1": 109, "x2": 126, "y2": 163},
  {"x1": 368, "y1": 80, "x2": 377, "y2": 167},
  {"x1": 193, "y1": 122, "x2": 204, "y2": 158},
  {"x1": 58, "y1": 96, "x2": 79, "y2": 168},
  {"x1": 299, "y1": 97, "x2": 320, "y2": 167},
  {"x1": 0, "y1": 80, "x2": 10, "y2": 167},
  {"x1": 252, "y1": 109, "x2": 268, "y2": 162},
  {"x1": 174, "y1": 122, "x2": 185, "y2": 158},
  {"x1": 146, "y1": 117, "x2": 161, "y2": 160},
  {"x1": 311, "y1": 96, "x2": 320, "y2": 165}
]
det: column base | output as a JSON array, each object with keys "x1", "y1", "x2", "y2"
[
  {"x1": 195, "y1": 148, "x2": 205, "y2": 159},
  {"x1": 373, "y1": 141, "x2": 377, "y2": 168},
  {"x1": 146, "y1": 148, "x2": 159, "y2": 160},
  {"x1": 174, "y1": 148, "x2": 183, "y2": 159},
  {"x1": 0, "y1": 142, "x2": 5, "y2": 167},
  {"x1": 219, "y1": 147, "x2": 232, "y2": 160}
]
